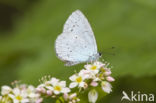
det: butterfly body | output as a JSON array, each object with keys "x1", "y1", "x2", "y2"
[{"x1": 55, "y1": 10, "x2": 100, "y2": 66}]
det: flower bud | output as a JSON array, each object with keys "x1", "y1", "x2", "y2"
[
  {"x1": 47, "y1": 90, "x2": 52, "y2": 96},
  {"x1": 104, "y1": 69, "x2": 111, "y2": 76},
  {"x1": 40, "y1": 88, "x2": 46, "y2": 93},
  {"x1": 88, "y1": 89, "x2": 98, "y2": 103},
  {"x1": 63, "y1": 93, "x2": 69, "y2": 101},
  {"x1": 36, "y1": 87, "x2": 43, "y2": 93},
  {"x1": 90, "y1": 81, "x2": 98, "y2": 87},
  {"x1": 106, "y1": 76, "x2": 115, "y2": 82}
]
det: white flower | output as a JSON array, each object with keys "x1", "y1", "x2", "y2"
[
  {"x1": 43, "y1": 81, "x2": 53, "y2": 90},
  {"x1": 9, "y1": 88, "x2": 29, "y2": 103},
  {"x1": 101, "y1": 81, "x2": 112, "y2": 94},
  {"x1": 37, "y1": 77, "x2": 70, "y2": 96},
  {"x1": 79, "y1": 69, "x2": 101, "y2": 82},
  {"x1": 85, "y1": 61, "x2": 104, "y2": 74},
  {"x1": 1, "y1": 85, "x2": 12, "y2": 95},
  {"x1": 79, "y1": 69, "x2": 95, "y2": 79},
  {"x1": 49, "y1": 78, "x2": 70, "y2": 95},
  {"x1": 26, "y1": 85, "x2": 36, "y2": 98},
  {"x1": 88, "y1": 89, "x2": 98, "y2": 103},
  {"x1": 1, "y1": 84, "x2": 42, "y2": 103},
  {"x1": 26, "y1": 85, "x2": 41, "y2": 102},
  {"x1": 69, "y1": 73, "x2": 86, "y2": 88},
  {"x1": 50, "y1": 78, "x2": 59, "y2": 86}
]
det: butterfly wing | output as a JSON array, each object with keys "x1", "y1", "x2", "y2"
[
  {"x1": 55, "y1": 10, "x2": 98, "y2": 66},
  {"x1": 55, "y1": 33, "x2": 93, "y2": 66},
  {"x1": 63, "y1": 10, "x2": 98, "y2": 53}
]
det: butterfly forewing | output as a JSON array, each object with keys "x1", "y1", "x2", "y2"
[{"x1": 63, "y1": 10, "x2": 97, "y2": 53}]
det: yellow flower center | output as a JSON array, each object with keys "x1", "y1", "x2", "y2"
[
  {"x1": 54, "y1": 86, "x2": 61, "y2": 91},
  {"x1": 16, "y1": 95, "x2": 22, "y2": 101},
  {"x1": 101, "y1": 67, "x2": 105, "y2": 72},
  {"x1": 76, "y1": 76, "x2": 82, "y2": 83},
  {"x1": 91, "y1": 65, "x2": 97, "y2": 70},
  {"x1": 101, "y1": 82, "x2": 106, "y2": 87}
]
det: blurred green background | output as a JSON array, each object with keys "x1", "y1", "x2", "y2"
[{"x1": 0, "y1": 0, "x2": 156, "y2": 102}]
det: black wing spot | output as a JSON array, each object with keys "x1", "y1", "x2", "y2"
[
  {"x1": 70, "y1": 50, "x2": 72, "y2": 52},
  {"x1": 75, "y1": 36, "x2": 78, "y2": 39},
  {"x1": 71, "y1": 29, "x2": 73, "y2": 32}
]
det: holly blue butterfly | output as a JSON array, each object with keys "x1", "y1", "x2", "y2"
[{"x1": 55, "y1": 10, "x2": 100, "y2": 66}]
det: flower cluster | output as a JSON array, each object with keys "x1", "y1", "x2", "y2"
[
  {"x1": 0, "y1": 61, "x2": 114, "y2": 103},
  {"x1": 69, "y1": 61, "x2": 115, "y2": 102},
  {"x1": 70, "y1": 61, "x2": 114, "y2": 92},
  {"x1": 36, "y1": 76, "x2": 79, "y2": 103},
  {"x1": 37, "y1": 76, "x2": 70, "y2": 96},
  {"x1": 0, "y1": 81, "x2": 42, "y2": 103}
]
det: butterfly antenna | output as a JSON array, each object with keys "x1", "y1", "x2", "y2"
[
  {"x1": 100, "y1": 46, "x2": 116, "y2": 56},
  {"x1": 102, "y1": 46, "x2": 116, "y2": 50},
  {"x1": 100, "y1": 51, "x2": 115, "y2": 56}
]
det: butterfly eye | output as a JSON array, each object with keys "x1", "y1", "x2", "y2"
[{"x1": 99, "y1": 53, "x2": 102, "y2": 57}]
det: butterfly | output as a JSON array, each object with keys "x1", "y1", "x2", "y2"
[{"x1": 55, "y1": 10, "x2": 101, "y2": 66}]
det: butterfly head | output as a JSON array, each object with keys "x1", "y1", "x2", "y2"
[{"x1": 98, "y1": 52, "x2": 102, "y2": 57}]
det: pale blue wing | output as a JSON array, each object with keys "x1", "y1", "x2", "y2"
[
  {"x1": 55, "y1": 33, "x2": 94, "y2": 66},
  {"x1": 63, "y1": 10, "x2": 98, "y2": 54},
  {"x1": 55, "y1": 10, "x2": 99, "y2": 66}
]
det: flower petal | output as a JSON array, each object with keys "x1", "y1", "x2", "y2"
[
  {"x1": 69, "y1": 82, "x2": 78, "y2": 88},
  {"x1": 62, "y1": 88, "x2": 70, "y2": 93},
  {"x1": 59, "y1": 81, "x2": 66, "y2": 87},
  {"x1": 79, "y1": 82, "x2": 85, "y2": 87},
  {"x1": 101, "y1": 81, "x2": 112, "y2": 93},
  {"x1": 69, "y1": 75, "x2": 77, "y2": 81},
  {"x1": 54, "y1": 90, "x2": 60, "y2": 95},
  {"x1": 50, "y1": 78, "x2": 59, "y2": 86}
]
